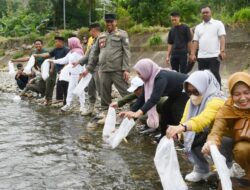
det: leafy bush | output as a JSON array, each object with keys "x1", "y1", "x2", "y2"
[
  {"x1": 12, "y1": 51, "x2": 25, "y2": 59},
  {"x1": 128, "y1": 24, "x2": 168, "y2": 34},
  {"x1": 43, "y1": 32, "x2": 54, "y2": 47},
  {"x1": 148, "y1": 34, "x2": 163, "y2": 47},
  {"x1": 116, "y1": 7, "x2": 135, "y2": 30},
  {"x1": 61, "y1": 29, "x2": 76, "y2": 39},
  {"x1": 0, "y1": 8, "x2": 49, "y2": 37},
  {"x1": 169, "y1": 0, "x2": 201, "y2": 26},
  {"x1": 233, "y1": 7, "x2": 250, "y2": 23},
  {"x1": 77, "y1": 27, "x2": 89, "y2": 42},
  {"x1": 0, "y1": 49, "x2": 5, "y2": 56}
]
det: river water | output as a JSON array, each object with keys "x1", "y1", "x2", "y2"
[{"x1": 0, "y1": 93, "x2": 218, "y2": 190}]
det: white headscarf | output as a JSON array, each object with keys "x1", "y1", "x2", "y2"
[{"x1": 183, "y1": 70, "x2": 225, "y2": 152}]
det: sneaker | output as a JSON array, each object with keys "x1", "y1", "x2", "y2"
[
  {"x1": 97, "y1": 117, "x2": 106, "y2": 125},
  {"x1": 81, "y1": 104, "x2": 95, "y2": 116},
  {"x1": 139, "y1": 128, "x2": 156, "y2": 135},
  {"x1": 136, "y1": 124, "x2": 148, "y2": 131},
  {"x1": 95, "y1": 110, "x2": 107, "y2": 119},
  {"x1": 61, "y1": 105, "x2": 72, "y2": 112},
  {"x1": 185, "y1": 171, "x2": 211, "y2": 182}
]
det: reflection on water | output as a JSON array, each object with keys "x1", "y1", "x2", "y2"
[{"x1": 0, "y1": 93, "x2": 217, "y2": 190}]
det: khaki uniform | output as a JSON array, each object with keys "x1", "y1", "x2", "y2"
[{"x1": 88, "y1": 28, "x2": 130, "y2": 109}]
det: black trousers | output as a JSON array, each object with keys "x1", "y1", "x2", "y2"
[
  {"x1": 197, "y1": 57, "x2": 221, "y2": 85},
  {"x1": 16, "y1": 79, "x2": 28, "y2": 90},
  {"x1": 56, "y1": 80, "x2": 69, "y2": 105},
  {"x1": 160, "y1": 93, "x2": 189, "y2": 137},
  {"x1": 170, "y1": 54, "x2": 188, "y2": 73}
]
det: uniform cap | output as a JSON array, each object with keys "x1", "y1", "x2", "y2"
[{"x1": 104, "y1": 13, "x2": 116, "y2": 21}]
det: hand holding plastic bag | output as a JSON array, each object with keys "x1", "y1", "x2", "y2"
[
  {"x1": 73, "y1": 72, "x2": 92, "y2": 96},
  {"x1": 154, "y1": 137, "x2": 188, "y2": 190},
  {"x1": 41, "y1": 59, "x2": 50, "y2": 80},
  {"x1": 107, "y1": 118, "x2": 135, "y2": 149},
  {"x1": 24, "y1": 55, "x2": 35, "y2": 74},
  {"x1": 210, "y1": 144, "x2": 232, "y2": 190},
  {"x1": 8, "y1": 61, "x2": 15, "y2": 75},
  {"x1": 103, "y1": 107, "x2": 116, "y2": 141}
]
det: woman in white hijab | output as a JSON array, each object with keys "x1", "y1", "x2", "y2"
[{"x1": 166, "y1": 70, "x2": 232, "y2": 182}]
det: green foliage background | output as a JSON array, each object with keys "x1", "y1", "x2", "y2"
[{"x1": 0, "y1": 0, "x2": 249, "y2": 38}]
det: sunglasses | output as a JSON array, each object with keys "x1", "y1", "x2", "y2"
[{"x1": 186, "y1": 89, "x2": 200, "y2": 96}]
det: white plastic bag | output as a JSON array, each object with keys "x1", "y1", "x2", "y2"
[
  {"x1": 59, "y1": 64, "x2": 71, "y2": 82},
  {"x1": 210, "y1": 144, "x2": 232, "y2": 190},
  {"x1": 73, "y1": 73, "x2": 92, "y2": 96},
  {"x1": 13, "y1": 95, "x2": 21, "y2": 103},
  {"x1": 107, "y1": 118, "x2": 135, "y2": 149},
  {"x1": 8, "y1": 61, "x2": 15, "y2": 75},
  {"x1": 24, "y1": 55, "x2": 35, "y2": 74},
  {"x1": 41, "y1": 59, "x2": 50, "y2": 80},
  {"x1": 103, "y1": 107, "x2": 116, "y2": 141},
  {"x1": 154, "y1": 137, "x2": 188, "y2": 190}
]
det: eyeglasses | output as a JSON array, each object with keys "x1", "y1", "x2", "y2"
[{"x1": 186, "y1": 89, "x2": 200, "y2": 96}]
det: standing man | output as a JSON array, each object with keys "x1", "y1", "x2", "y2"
[
  {"x1": 34, "y1": 36, "x2": 70, "y2": 105},
  {"x1": 73, "y1": 23, "x2": 101, "y2": 116},
  {"x1": 82, "y1": 13, "x2": 130, "y2": 124},
  {"x1": 166, "y1": 12, "x2": 192, "y2": 73},
  {"x1": 190, "y1": 6, "x2": 226, "y2": 85}
]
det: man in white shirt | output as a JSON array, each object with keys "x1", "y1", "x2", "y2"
[{"x1": 190, "y1": 6, "x2": 226, "y2": 85}]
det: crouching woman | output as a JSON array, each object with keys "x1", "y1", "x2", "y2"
[
  {"x1": 202, "y1": 72, "x2": 250, "y2": 180},
  {"x1": 166, "y1": 70, "x2": 231, "y2": 182}
]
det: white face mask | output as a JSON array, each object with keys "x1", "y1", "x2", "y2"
[{"x1": 190, "y1": 95, "x2": 203, "y2": 106}]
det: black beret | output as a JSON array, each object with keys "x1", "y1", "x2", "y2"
[{"x1": 104, "y1": 13, "x2": 116, "y2": 21}]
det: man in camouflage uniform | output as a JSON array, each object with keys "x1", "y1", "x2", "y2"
[{"x1": 82, "y1": 13, "x2": 130, "y2": 124}]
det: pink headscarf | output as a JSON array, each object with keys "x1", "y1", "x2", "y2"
[
  {"x1": 68, "y1": 37, "x2": 84, "y2": 55},
  {"x1": 133, "y1": 58, "x2": 161, "y2": 128}
]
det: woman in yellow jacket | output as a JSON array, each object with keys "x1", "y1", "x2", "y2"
[
  {"x1": 202, "y1": 72, "x2": 250, "y2": 180},
  {"x1": 166, "y1": 70, "x2": 232, "y2": 182}
]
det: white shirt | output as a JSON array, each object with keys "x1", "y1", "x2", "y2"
[
  {"x1": 193, "y1": 18, "x2": 226, "y2": 58},
  {"x1": 53, "y1": 51, "x2": 84, "y2": 76}
]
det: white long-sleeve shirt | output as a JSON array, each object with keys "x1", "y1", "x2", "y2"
[{"x1": 53, "y1": 52, "x2": 84, "y2": 75}]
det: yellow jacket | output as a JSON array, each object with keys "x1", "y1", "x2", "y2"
[{"x1": 180, "y1": 98, "x2": 225, "y2": 133}]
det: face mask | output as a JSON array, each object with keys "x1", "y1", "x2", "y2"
[{"x1": 190, "y1": 95, "x2": 203, "y2": 106}]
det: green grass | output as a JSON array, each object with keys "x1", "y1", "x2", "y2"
[
  {"x1": 12, "y1": 51, "x2": 25, "y2": 59},
  {"x1": 148, "y1": 34, "x2": 163, "y2": 47},
  {"x1": 233, "y1": 7, "x2": 250, "y2": 23},
  {"x1": 128, "y1": 24, "x2": 169, "y2": 34}
]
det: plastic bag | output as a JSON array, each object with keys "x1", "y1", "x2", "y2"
[
  {"x1": 107, "y1": 118, "x2": 135, "y2": 149},
  {"x1": 230, "y1": 162, "x2": 246, "y2": 178},
  {"x1": 41, "y1": 59, "x2": 50, "y2": 80},
  {"x1": 210, "y1": 144, "x2": 232, "y2": 190},
  {"x1": 8, "y1": 61, "x2": 15, "y2": 75},
  {"x1": 73, "y1": 73, "x2": 92, "y2": 96},
  {"x1": 103, "y1": 107, "x2": 116, "y2": 141},
  {"x1": 59, "y1": 64, "x2": 71, "y2": 82},
  {"x1": 154, "y1": 137, "x2": 188, "y2": 190},
  {"x1": 24, "y1": 55, "x2": 35, "y2": 74},
  {"x1": 13, "y1": 95, "x2": 21, "y2": 103}
]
